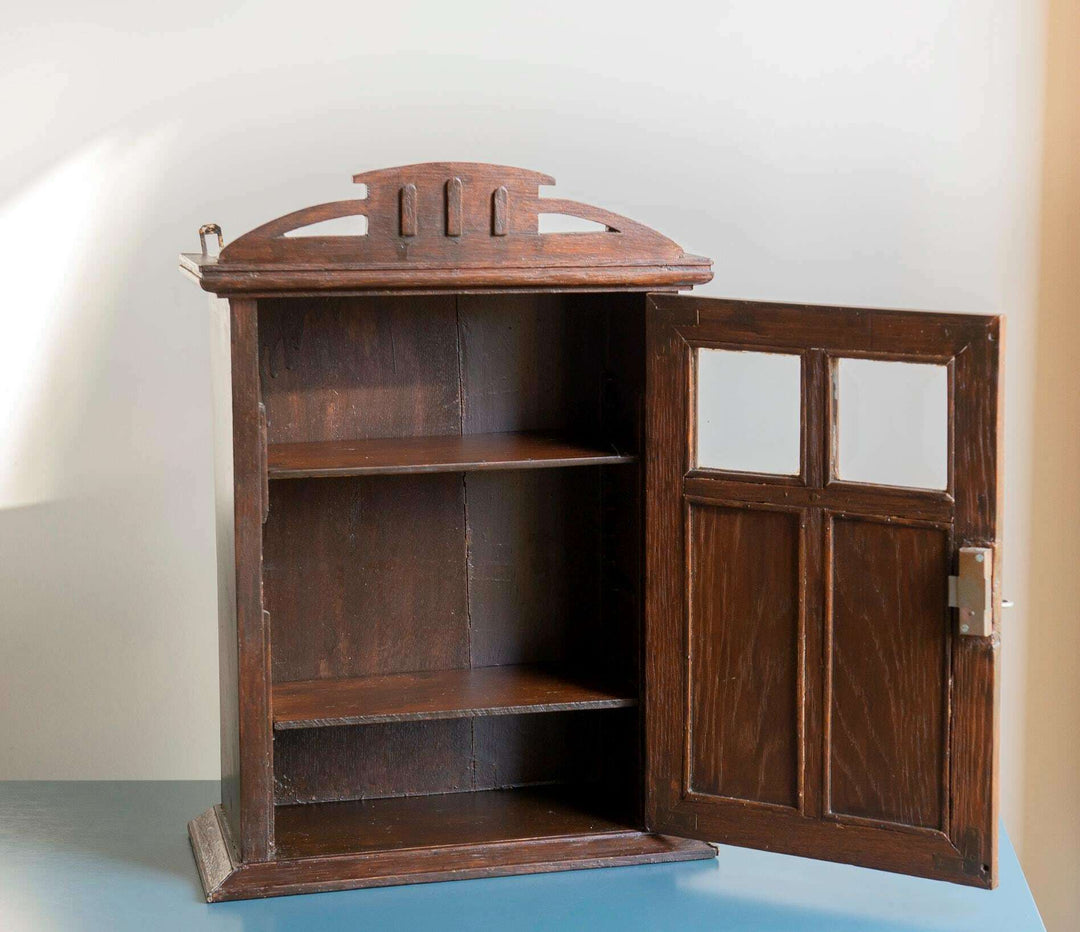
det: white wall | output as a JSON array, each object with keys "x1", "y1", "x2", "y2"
[{"x1": 1, "y1": 0, "x2": 1061, "y2": 922}]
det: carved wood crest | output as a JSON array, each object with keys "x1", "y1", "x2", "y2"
[{"x1": 183, "y1": 163, "x2": 712, "y2": 293}]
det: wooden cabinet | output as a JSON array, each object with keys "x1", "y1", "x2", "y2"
[{"x1": 182, "y1": 163, "x2": 1002, "y2": 902}]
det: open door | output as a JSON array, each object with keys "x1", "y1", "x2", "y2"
[{"x1": 644, "y1": 295, "x2": 1002, "y2": 887}]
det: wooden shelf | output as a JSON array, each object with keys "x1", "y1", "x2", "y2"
[
  {"x1": 266, "y1": 431, "x2": 636, "y2": 479},
  {"x1": 272, "y1": 664, "x2": 637, "y2": 730},
  {"x1": 273, "y1": 785, "x2": 637, "y2": 859}
]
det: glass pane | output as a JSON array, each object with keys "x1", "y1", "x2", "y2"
[
  {"x1": 696, "y1": 349, "x2": 801, "y2": 475},
  {"x1": 836, "y1": 358, "x2": 948, "y2": 490}
]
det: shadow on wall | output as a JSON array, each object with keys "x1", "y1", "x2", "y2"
[
  {"x1": 0, "y1": 45, "x2": 766, "y2": 781},
  {"x1": 0, "y1": 490, "x2": 214, "y2": 778},
  {"x1": 0, "y1": 127, "x2": 220, "y2": 779}
]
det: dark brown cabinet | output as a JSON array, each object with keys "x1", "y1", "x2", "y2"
[{"x1": 182, "y1": 163, "x2": 1002, "y2": 902}]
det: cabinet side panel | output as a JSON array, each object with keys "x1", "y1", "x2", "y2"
[
  {"x1": 828, "y1": 517, "x2": 950, "y2": 831},
  {"x1": 208, "y1": 295, "x2": 240, "y2": 836},
  {"x1": 687, "y1": 504, "x2": 801, "y2": 808},
  {"x1": 230, "y1": 298, "x2": 274, "y2": 862}
]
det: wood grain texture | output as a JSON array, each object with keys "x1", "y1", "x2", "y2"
[
  {"x1": 682, "y1": 475, "x2": 954, "y2": 524},
  {"x1": 272, "y1": 712, "x2": 613, "y2": 805},
  {"x1": 465, "y1": 469, "x2": 602, "y2": 668},
  {"x1": 188, "y1": 805, "x2": 239, "y2": 902},
  {"x1": 827, "y1": 517, "x2": 950, "y2": 830},
  {"x1": 206, "y1": 296, "x2": 242, "y2": 844},
  {"x1": 646, "y1": 295, "x2": 1002, "y2": 888},
  {"x1": 274, "y1": 785, "x2": 635, "y2": 859},
  {"x1": 645, "y1": 298, "x2": 697, "y2": 837},
  {"x1": 263, "y1": 473, "x2": 469, "y2": 683},
  {"x1": 228, "y1": 298, "x2": 274, "y2": 862},
  {"x1": 446, "y1": 177, "x2": 463, "y2": 236},
  {"x1": 687, "y1": 504, "x2": 801, "y2": 808},
  {"x1": 947, "y1": 314, "x2": 1003, "y2": 885},
  {"x1": 258, "y1": 295, "x2": 461, "y2": 444},
  {"x1": 458, "y1": 292, "x2": 603, "y2": 436},
  {"x1": 273, "y1": 719, "x2": 475, "y2": 804},
  {"x1": 272, "y1": 664, "x2": 636, "y2": 729},
  {"x1": 180, "y1": 256, "x2": 711, "y2": 295},
  {"x1": 181, "y1": 164, "x2": 712, "y2": 295},
  {"x1": 399, "y1": 184, "x2": 417, "y2": 237},
  {"x1": 654, "y1": 295, "x2": 991, "y2": 360},
  {"x1": 267, "y1": 431, "x2": 635, "y2": 479},
  {"x1": 190, "y1": 811, "x2": 714, "y2": 902}
]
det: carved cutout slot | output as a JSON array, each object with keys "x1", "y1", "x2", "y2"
[
  {"x1": 283, "y1": 215, "x2": 368, "y2": 238},
  {"x1": 538, "y1": 214, "x2": 610, "y2": 234}
]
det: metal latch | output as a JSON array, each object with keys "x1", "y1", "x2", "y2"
[{"x1": 948, "y1": 547, "x2": 993, "y2": 636}]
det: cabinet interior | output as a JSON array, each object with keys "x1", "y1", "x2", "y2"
[{"x1": 258, "y1": 291, "x2": 647, "y2": 855}]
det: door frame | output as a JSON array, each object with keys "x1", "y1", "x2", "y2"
[{"x1": 643, "y1": 294, "x2": 1002, "y2": 887}]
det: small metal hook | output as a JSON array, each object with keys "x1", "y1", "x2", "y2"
[{"x1": 199, "y1": 223, "x2": 224, "y2": 256}]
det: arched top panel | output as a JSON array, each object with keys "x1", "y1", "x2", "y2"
[{"x1": 181, "y1": 163, "x2": 712, "y2": 294}]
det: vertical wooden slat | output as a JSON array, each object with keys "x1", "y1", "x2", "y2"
[
  {"x1": 804, "y1": 350, "x2": 828, "y2": 487},
  {"x1": 948, "y1": 316, "x2": 1003, "y2": 884},
  {"x1": 208, "y1": 295, "x2": 241, "y2": 844},
  {"x1": 644, "y1": 297, "x2": 697, "y2": 829},
  {"x1": 446, "y1": 177, "x2": 463, "y2": 236},
  {"x1": 492, "y1": 186, "x2": 509, "y2": 236},
  {"x1": 802, "y1": 505, "x2": 824, "y2": 818},
  {"x1": 801, "y1": 349, "x2": 829, "y2": 818},
  {"x1": 400, "y1": 184, "x2": 417, "y2": 237},
  {"x1": 230, "y1": 297, "x2": 274, "y2": 862}
]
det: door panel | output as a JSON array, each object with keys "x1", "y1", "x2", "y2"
[
  {"x1": 645, "y1": 295, "x2": 1002, "y2": 887},
  {"x1": 688, "y1": 503, "x2": 801, "y2": 808},
  {"x1": 828, "y1": 517, "x2": 950, "y2": 830}
]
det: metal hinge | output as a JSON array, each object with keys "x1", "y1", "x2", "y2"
[{"x1": 948, "y1": 547, "x2": 992, "y2": 636}]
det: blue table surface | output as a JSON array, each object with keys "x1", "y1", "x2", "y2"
[{"x1": 0, "y1": 782, "x2": 1043, "y2": 932}]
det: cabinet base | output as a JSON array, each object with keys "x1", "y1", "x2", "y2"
[{"x1": 188, "y1": 805, "x2": 716, "y2": 902}]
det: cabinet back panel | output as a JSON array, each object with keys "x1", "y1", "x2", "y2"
[
  {"x1": 466, "y1": 469, "x2": 602, "y2": 668},
  {"x1": 259, "y1": 293, "x2": 611, "y2": 444},
  {"x1": 273, "y1": 712, "x2": 617, "y2": 805},
  {"x1": 260, "y1": 296, "x2": 461, "y2": 444},
  {"x1": 458, "y1": 294, "x2": 604, "y2": 435},
  {"x1": 265, "y1": 470, "x2": 620, "y2": 683},
  {"x1": 264, "y1": 473, "x2": 470, "y2": 683}
]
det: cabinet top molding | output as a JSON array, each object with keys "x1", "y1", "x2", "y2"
[{"x1": 180, "y1": 162, "x2": 713, "y2": 295}]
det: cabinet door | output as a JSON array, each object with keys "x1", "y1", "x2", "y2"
[{"x1": 644, "y1": 295, "x2": 1002, "y2": 887}]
